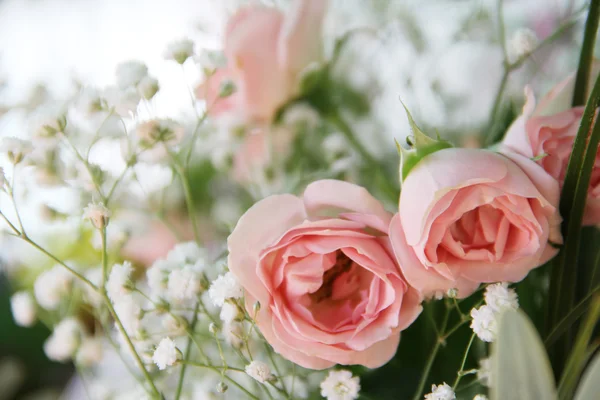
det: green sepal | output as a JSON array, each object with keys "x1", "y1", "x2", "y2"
[{"x1": 398, "y1": 103, "x2": 453, "y2": 182}]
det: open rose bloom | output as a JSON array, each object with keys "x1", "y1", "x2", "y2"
[
  {"x1": 228, "y1": 180, "x2": 422, "y2": 369},
  {"x1": 390, "y1": 148, "x2": 562, "y2": 298},
  {"x1": 197, "y1": 0, "x2": 327, "y2": 123},
  {"x1": 502, "y1": 64, "x2": 600, "y2": 225}
]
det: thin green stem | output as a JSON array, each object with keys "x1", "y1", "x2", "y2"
[
  {"x1": 174, "y1": 301, "x2": 201, "y2": 400},
  {"x1": 412, "y1": 304, "x2": 451, "y2": 400},
  {"x1": 572, "y1": 0, "x2": 600, "y2": 106},
  {"x1": 173, "y1": 162, "x2": 201, "y2": 245},
  {"x1": 452, "y1": 333, "x2": 476, "y2": 389},
  {"x1": 8, "y1": 176, "x2": 26, "y2": 235},
  {"x1": 101, "y1": 226, "x2": 108, "y2": 291},
  {"x1": 0, "y1": 211, "x2": 21, "y2": 236},
  {"x1": 103, "y1": 293, "x2": 160, "y2": 398}
]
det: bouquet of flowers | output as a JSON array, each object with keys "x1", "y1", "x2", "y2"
[{"x1": 1, "y1": 0, "x2": 600, "y2": 399}]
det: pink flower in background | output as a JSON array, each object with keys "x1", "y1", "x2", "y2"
[
  {"x1": 228, "y1": 180, "x2": 422, "y2": 369},
  {"x1": 390, "y1": 148, "x2": 562, "y2": 299},
  {"x1": 196, "y1": 0, "x2": 328, "y2": 123},
  {"x1": 502, "y1": 65, "x2": 600, "y2": 225}
]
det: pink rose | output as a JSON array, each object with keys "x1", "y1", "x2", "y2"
[
  {"x1": 228, "y1": 180, "x2": 422, "y2": 369},
  {"x1": 390, "y1": 148, "x2": 562, "y2": 298},
  {"x1": 502, "y1": 68, "x2": 600, "y2": 225},
  {"x1": 197, "y1": 0, "x2": 327, "y2": 123}
]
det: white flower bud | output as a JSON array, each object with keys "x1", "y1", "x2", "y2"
[
  {"x1": 83, "y1": 202, "x2": 111, "y2": 229},
  {"x1": 164, "y1": 39, "x2": 195, "y2": 64},
  {"x1": 10, "y1": 291, "x2": 36, "y2": 327}
]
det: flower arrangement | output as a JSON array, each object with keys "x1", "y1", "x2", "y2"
[{"x1": 1, "y1": 0, "x2": 600, "y2": 399}]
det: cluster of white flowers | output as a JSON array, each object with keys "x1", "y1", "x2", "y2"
[
  {"x1": 208, "y1": 272, "x2": 243, "y2": 307},
  {"x1": 424, "y1": 383, "x2": 455, "y2": 400},
  {"x1": 320, "y1": 370, "x2": 361, "y2": 400},
  {"x1": 245, "y1": 360, "x2": 273, "y2": 383},
  {"x1": 10, "y1": 291, "x2": 36, "y2": 327},
  {"x1": 471, "y1": 283, "x2": 519, "y2": 342},
  {"x1": 107, "y1": 261, "x2": 133, "y2": 301},
  {"x1": 152, "y1": 337, "x2": 180, "y2": 370},
  {"x1": 34, "y1": 265, "x2": 73, "y2": 310}
]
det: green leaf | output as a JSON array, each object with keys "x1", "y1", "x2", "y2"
[
  {"x1": 491, "y1": 310, "x2": 557, "y2": 400},
  {"x1": 558, "y1": 296, "x2": 600, "y2": 399},
  {"x1": 572, "y1": 0, "x2": 600, "y2": 106},
  {"x1": 574, "y1": 351, "x2": 600, "y2": 400}
]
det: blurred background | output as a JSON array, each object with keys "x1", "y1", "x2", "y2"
[{"x1": 0, "y1": 0, "x2": 590, "y2": 398}]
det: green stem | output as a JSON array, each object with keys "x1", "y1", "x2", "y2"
[
  {"x1": 572, "y1": 0, "x2": 600, "y2": 106},
  {"x1": 174, "y1": 301, "x2": 201, "y2": 400},
  {"x1": 412, "y1": 304, "x2": 451, "y2": 400},
  {"x1": 173, "y1": 162, "x2": 201, "y2": 245},
  {"x1": 103, "y1": 293, "x2": 160, "y2": 398},
  {"x1": 452, "y1": 333, "x2": 476, "y2": 389},
  {"x1": 101, "y1": 226, "x2": 108, "y2": 291}
]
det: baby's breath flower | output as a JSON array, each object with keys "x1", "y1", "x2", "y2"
[
  {"x1": 135, "y1": 119, "x2": 184, "y2": 148},
  {"x1": 116, "y1": 60, "x2": 148, "y2": 89},
  {"x1": 83, "y1": 202, "x2": 111, "y2": 229},
  {"x1": 34, "y1": 115, "x2": 66, "y2": 138},
  {"x1": 164, "y1": 39, "x2": 195, "y2": 64},
  {"x1": 152, "y1": 337, "x2": 180, "y2": 370},
  {"x1": 473, "y1": 395, "x2": 488, "y2": 400},
  {"x1": 107, "y1": 261, "x2": 133, "y2": 301},
  {"x1": 320, "y1": 370, "x2": 360, "y2": 400},
  {"x1": 282, "y1": 103, "x2": 320, "y2": 130},
  {"x1": 162, "y1": 314, "x2": 187, "y2": 336},
  {"x1": 478, "y1": 357, "x2": 492, "y2": 387},
  {"x1": 76, "y1": 336, "x2": 104, "y2": 367},
  {"x1": 167, "y1": 266, "x2": 201, "y2": 302},
  {"x1": 44, "y1": 317, "x2": 83, "y2": 362},
  {"x1": 470, "y1": 305, "x2": 498, "y2": 342},
  {"x1": 0, "y1": 137, "x2": 33, "y2": 164},
  {"x1": 424, "y1": 383, "x2": 455, "y2": 400},
  {"x1": 219, "y1": 301, "x2": 240, "y2": 323},
  {"x1": 484, "y1": 283, "x2": 519, "y2": 313},
  {"x1": 195, "y1": 50, "x2": 226, "y2": 72},
  {"x1": 137, "y1": 76, "x2": 160, "y2": 100},
  {"x1": 208, "y1": 272, "x2": 243, "y2": 307},
  {"x1": 168, "y1": 241, "x2": 204, "y2": 265},
  {"x1": 147, "y1": 259, "x2": 172, "y2": 297},
  {"x1": 245, "y1": 360, "x2": 273, "y2": 383},
  {"x1": 34, "y1": 265, "x2": 72, "y2": 310},
  {"x1": 113, "y1": 294, "x2": 141, "y2": 334},
  {"x1": 10, "y1": 291, "x2": 36, "y2": 327},
  {"x1": 509, "y1": 28, "x2": 537, "y2": 61}
]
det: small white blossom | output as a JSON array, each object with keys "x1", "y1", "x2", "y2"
[
  {"x1": 162, "y1": 314, "x2": 186, "y2": 336},
  {"x1": 76, "y1": 337, "x2": 104, "y2": 367},
  {"x1": 76, "y1": 87, "x2": 106, "y2": 115},
  {"x1": 470, "y1": 305, "x2": 498, "y2": 342},
  {"x1": 167, "y1": 266, "x2": 201, "y2": 302},
  {"x1": 473, "y1": 395, "x2": 488, "y2": 400},
  {"x1": 113, "y1": 295, "x2": 141, "y2": 334},
  {"x1": 107, "y1": 261, "x2": 133, "y2": 301},
  {"x1": 83, "y1": 202, "x2": 111, "y2": 229},
  {"x1": 164, "y1": 39, "x2": 195, "y2": 64},
  {"x1": 10, "y1": 291, "x2": 36, "y2": 327},
  {"x1": 484, "y1": 283, "x2": 519, "y2": 313},
  {"x1": 509, "y1": 28, "x2": 537, "y2": 61},
  {"x1": 137, "y1": 76, "x2": 159, "y2": 100},
  {"x1": 153, "y1": 337, "x2": 179, "y2": 370},
  {"x1": 424, "y1": 383, "x2": 455, "y2": 400},
  {"x1": 320, "y1": 370, "x2": 360, "y2": 400},
  {"x1": 116, "y1": 61, "x2": 148, "y2": 89},
  {"x1": 208, "y1": 272, "x2": 243, "y2": 307},
  {"x1": 168, "y1": 241, "x2": 204, "y2": 265},
  {"x1": 219, "y1": 301, "x2": 240, "y2": 323},
  {"x1": 283, "y1": 103, "x2": 320, "y2": 129},
  {"x1": 0, "y1": 137, "x2": 33, "y2": 164},
  {"x1": 245, "y1": 360, "x2": 273, "y2": 383},
  {"x1": 34, "y1": 265, "x2": 72, "y2": 310},
  {"x1": 195, "y1": 50, "x2": 226, "y2": 71},
  {"x1": 44, "y1": 318, "x2": 82, "y2": 362},
  {"x1": 478, "y1": 357, "x2": 492, "y2": 387},
  {"x1": 136, "y1": 119, "x2": 185, "y2": 148}
]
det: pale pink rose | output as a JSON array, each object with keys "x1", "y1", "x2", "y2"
[
  {"x1": 228, "y1": 180, "x2": 422, "y2": 369},
  {"x1": 390, "y1": 148, "x2": 562, "y2": 299},
  {"x1": 196, "y1": 0, "x2": 327, "y2": 123},
  {"x1": 502, "y1": 66, "x2": 600, "y2": 225}
]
